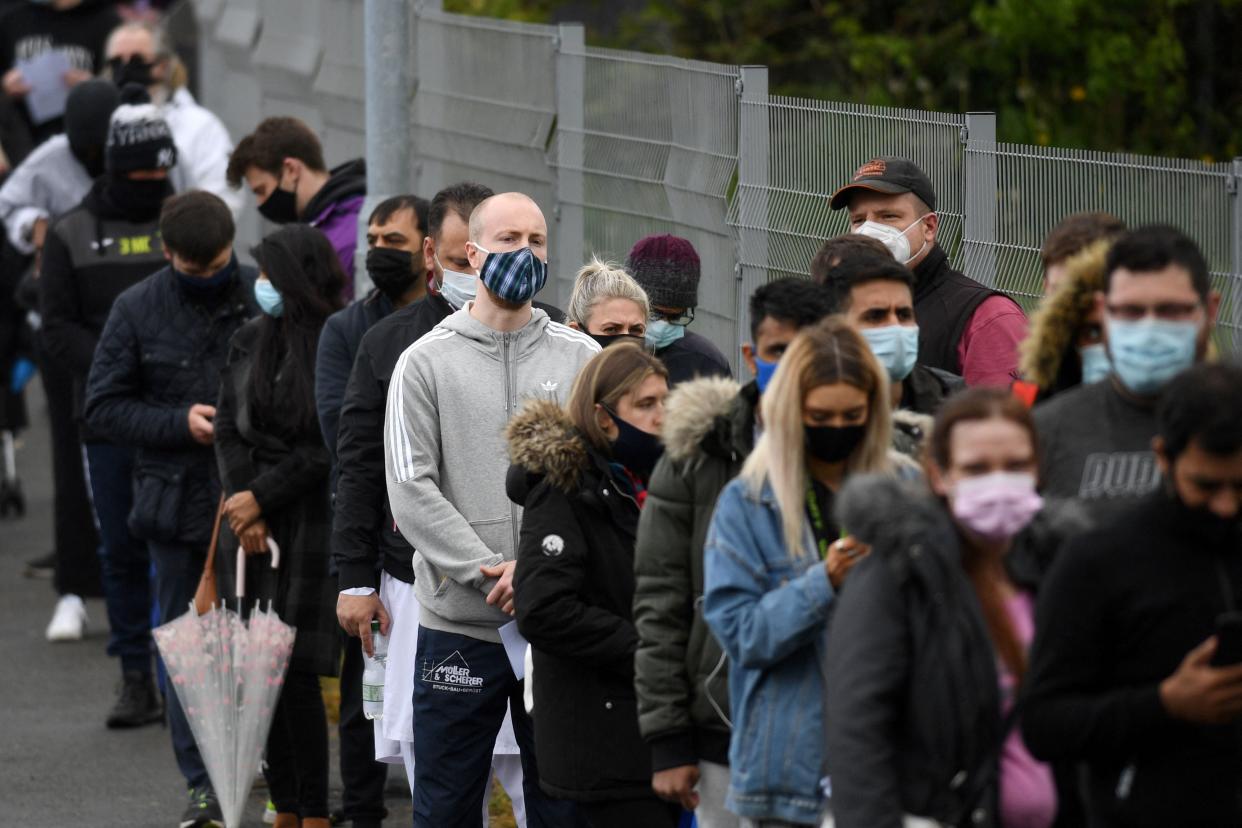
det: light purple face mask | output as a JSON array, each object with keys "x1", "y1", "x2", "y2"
[{"x1": 950, "y1": 472, "x2": 1043, "y2": 541}]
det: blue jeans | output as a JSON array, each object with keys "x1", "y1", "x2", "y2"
[
  {"x1": 85, "y1": 441, "x2": 151, "y2": 675},
  {"x1": 149, "y1": 540, "x2": 210, "y2": 791},
  {"x1": 412, "y1": 626, "x2": 582, "y2": 828}
]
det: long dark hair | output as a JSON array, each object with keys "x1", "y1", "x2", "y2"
[
  {"x1": 927, "y1": 388, "x2": 1040, "y2": 683},
  {"x1": 248, "y1": 225, "x2": 345, "y2": 433}
]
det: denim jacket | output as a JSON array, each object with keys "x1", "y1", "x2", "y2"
[{"x1": 703, "y1": 475, "x2": 836, "y2": 825}]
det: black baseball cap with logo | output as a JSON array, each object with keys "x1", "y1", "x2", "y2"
[{"x1": 829, "y1": 156, "x2": 937, "y2": 212}]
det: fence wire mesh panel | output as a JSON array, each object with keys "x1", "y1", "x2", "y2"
[
  {"x1": 969, "y1": 141, "x2": 1242, "y2": 350},
  {"x1": 730, "y1": 96, "x2": 966, "y2": 282},
  {"x1": 550, "y1": 46, "x2": 741, "y2": 365},
  {"x1": 410, "y1": 9, "x2": 559, "y2": 229}
]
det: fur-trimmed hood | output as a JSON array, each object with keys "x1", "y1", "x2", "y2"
[
  {"x1": 661, "y1": 375, "x2": 744, "y2": 462},
  {"x1": 835, "y1": 474, "x2": 946, "y2": 556},
  {"x1": 506, "y1": 398, "x2": 590, "y2": 493},
  {"x1": 1019, "y1": 239, "x2": 1111, "y2": 389}
]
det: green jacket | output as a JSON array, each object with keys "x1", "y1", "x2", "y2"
[{"x1": 633, "y1": 376, "x2": 757, "y2": 771}]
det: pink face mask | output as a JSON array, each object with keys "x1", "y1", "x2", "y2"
[{"x1": 950, "y1": 472, "x2": 1043, "y2": 541}]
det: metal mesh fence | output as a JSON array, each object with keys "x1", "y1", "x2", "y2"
[
  {"x1": 549, "y1": 46, "x2": 741, "y2": 362},
  {"x1": 966, "y1": 141, "x2": 1241, "y2": 341},
  {"x1": 730, "y1": 96, "x2": 966, "y2": 281},
  {"x1": 409, "y1": 10, "x2": 559, "y2": 226},
  {"x1": 194, "y1": 0, "x2": 1242, "y2": 361}
]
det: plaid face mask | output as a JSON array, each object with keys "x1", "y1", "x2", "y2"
[{"x1": 474, "y1": 244, "x2": 548, "y2": 304}]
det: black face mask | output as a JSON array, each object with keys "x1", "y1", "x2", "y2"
[
  {"x1": 804, "y1": 424, "x2": 866, "y2": 464},
  {"x1": 70, "y1": 142, "x2": 106, "y2": 178},
  {"x1": 108, "y1": 55, "x2": 156, "y2": 89},
  {"x1": 366, "y1": 247, "x2": 421, "y2": 302},
  {"x1": 105, "y1": 174, "x2": 173, "y2": 218},
  {"x1": 175, "y1": 255, "x2": 237, "y2": 298},
  {"x1": 1167, "y1": 485, "x2": 1242, "y2": 548},
  {"x1": 258, "y1": 186, "x2": 299, "y2": 224},
  {"x1": 589, "y1": 333, "x2": 645, "y2": 350},
  {"x1": 605, "y1": 407, "x2": 665, "y2": 481}
]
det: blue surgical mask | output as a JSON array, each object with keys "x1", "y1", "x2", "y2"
[
  {"x1": 1107, "y1": 318, "x2": 1198, "y2": 395},
  {"x1": 860, "y1": 324, "x2": 920, "y2": 382},
  {"x1": 435, "y1": 255, "x2": 477, "y2": 311},
  {"x1": 254, "y1": 278, "x2": 284, "y2": 317},
  {"x1": 753, "y1": 354, "x2": 778, "y2": 393},
  {"x1": 474, "y1": 244, "x2": 547, "y2": 304},
  {"x1": 1077, "y1": 343, "x2": 1112, "y2": 386},
  {"x1": 645, "y1": 318, "x2": 686, "y2": 350}
]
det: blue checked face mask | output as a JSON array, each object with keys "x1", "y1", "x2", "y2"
[
  {"x1": 860, "y1": 324, "x2": 920, "y2": 382},
  {"x1": 1077, "y1": 343, "x2": 1112, "y2": 386},
  {"x1": 1107, "y1": 317, "x2": 1198, "y2": 395},
  {"x1": 473, "y1": 244, "x2": 548, "y2": 304}
]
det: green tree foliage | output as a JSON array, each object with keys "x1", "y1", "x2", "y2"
[{"x1": 449, "y1": 0, "x2": 1242, "y2": 160}]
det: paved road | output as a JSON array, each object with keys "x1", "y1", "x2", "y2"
[{"x1": 0, "y1": 379, "x2": 414, "y2": 827}]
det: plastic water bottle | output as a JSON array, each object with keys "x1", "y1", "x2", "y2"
[{"x1": 362, "y1": 619, "x2": 387, "y2": 721}]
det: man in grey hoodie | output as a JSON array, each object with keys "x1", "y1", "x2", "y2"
[{"x1": 384, "y1": 192, "x2": 598, "y2": 827}]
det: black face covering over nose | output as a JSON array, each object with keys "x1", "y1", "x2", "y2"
[
  {"x1": 588, "y1": 333, "x2": 645, "y2": 350},
  {"x1": 104, "y1": 173, "x2": 173, "y2": 219},
  {"x1": 804, "y1": 424, "x2": 866, "y2": 463},
  {"x1": 366, "y1": 247, "x2": 421, "y2": 302},
  {"x1": 258, "y1": 187, "x2": 299, "y2": 224},
  {"x1": 108, "y1": 55, "x2": 156, "y2": 89}
]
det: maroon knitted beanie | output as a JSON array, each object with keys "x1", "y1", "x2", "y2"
[{"x1": 626, "y1": 234, "x2": 701, "y2": 310}]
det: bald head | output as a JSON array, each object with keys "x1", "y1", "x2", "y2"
[{"x1": 466, "y1": 192, "x2": 549, "y2": 270}]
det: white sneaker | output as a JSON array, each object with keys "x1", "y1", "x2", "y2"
[{"x1": 46, "y1": 594, "x2": 87, "y2": 641}]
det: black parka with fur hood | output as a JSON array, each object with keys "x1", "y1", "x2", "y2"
[{"x1": 507, "y1": 398, "x2": 654, "y2": 802}]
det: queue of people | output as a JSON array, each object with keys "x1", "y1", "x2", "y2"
[{"x1": 2, "y1": 11, "x2": 1240, "y2": 827}]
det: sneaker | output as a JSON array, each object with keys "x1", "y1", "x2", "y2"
[
  {"x1": 180, "y1": 787, "x2": 224, "y2": 828},
  {"x1": 23, "y1": 550, "x2": 54, "y2": 578},
  {"x1": 46, "y1": 594, "x2": 86, "y2": 641},
  {"x1": 106, "y1": 670, "x2": 163, "y2": 729},
  {"x1": 263, "y1": 800, "x2": 276, "y2": 824}
]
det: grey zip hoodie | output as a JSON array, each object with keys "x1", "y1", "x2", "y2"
[{"x1": 384, "y1": 305, "x2": 600, "y2": 642}]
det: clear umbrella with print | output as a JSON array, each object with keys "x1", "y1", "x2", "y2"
[{"x1": 153, "y1": 542, "x2": 294, "y2": 828}]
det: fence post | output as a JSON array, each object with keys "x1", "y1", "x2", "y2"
[
  {"x1": 963, "y1": 111, "x2": 998, "y2": 288},
  {"x1": 553, "y1": 23, "x2": 586, "y2": 309},
  {"x1": 1232, "y1": 157, "x2": 1242, "y2": 338},
  {"x1": 359, "y1": 0, "x2": 412, "y2": 299},
  {"x1": 735, "y1": 65, "x2": 769, "y2": 378}
]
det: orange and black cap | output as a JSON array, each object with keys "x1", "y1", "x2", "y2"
[{"x1": 829, "y1": 156, "x2": 937, "y2": 212}]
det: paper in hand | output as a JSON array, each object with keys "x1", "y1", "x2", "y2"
[
  {"x1": 18, "y1": 50, "x2": 73, "y2": 125},
  {"x1": 498, "y1": 621, "x2": 528, "y2": 680}
]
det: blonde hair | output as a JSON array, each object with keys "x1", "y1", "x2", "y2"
[
  {"x1": 566, "y1": 257, "x2": 650, "y2": 330},
  {"x1": 565, "y1": 342, "x2": 668, "y2": 451},
  {"x1": 740, "y1": 316, "x2": 893, "y2": 553},
  {"x1": 106, "y1": 21, "x2": 189, "y2": 92}
]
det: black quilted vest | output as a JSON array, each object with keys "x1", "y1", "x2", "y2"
[{"x1": 912, "y1": 245, "x2": 1003, "y2": 376}]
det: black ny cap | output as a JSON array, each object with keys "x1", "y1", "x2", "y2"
[{"x1": 829, "y1": 156, "x2": 937, "y2": 212}]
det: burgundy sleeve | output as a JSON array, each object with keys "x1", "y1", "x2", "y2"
[{"x1": 956, "y1": 295, "x2": 1029, "y2": 387}]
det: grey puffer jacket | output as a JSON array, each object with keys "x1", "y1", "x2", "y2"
[{"x1": 633, "y1": 376, "x2": 756, "y2": 770}]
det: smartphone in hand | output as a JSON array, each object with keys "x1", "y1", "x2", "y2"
[{"x1": 1210, "y1": 612, "x2": 1242, "y2": 667}]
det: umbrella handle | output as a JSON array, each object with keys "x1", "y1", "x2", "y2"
[
  {"x1": 236, "y1": 535, "x2": 279, "y2": 602},
  {"x1": 236, "y1": 544, "x2": 246, "y2": 599}
]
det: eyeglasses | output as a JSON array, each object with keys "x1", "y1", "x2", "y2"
[
  {"x1": 651, "y1": 307, "x2": 695, "y2": 326},
  {"x1": 1106, "y1": 302, "x2": 1202, "y2": 322}
]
